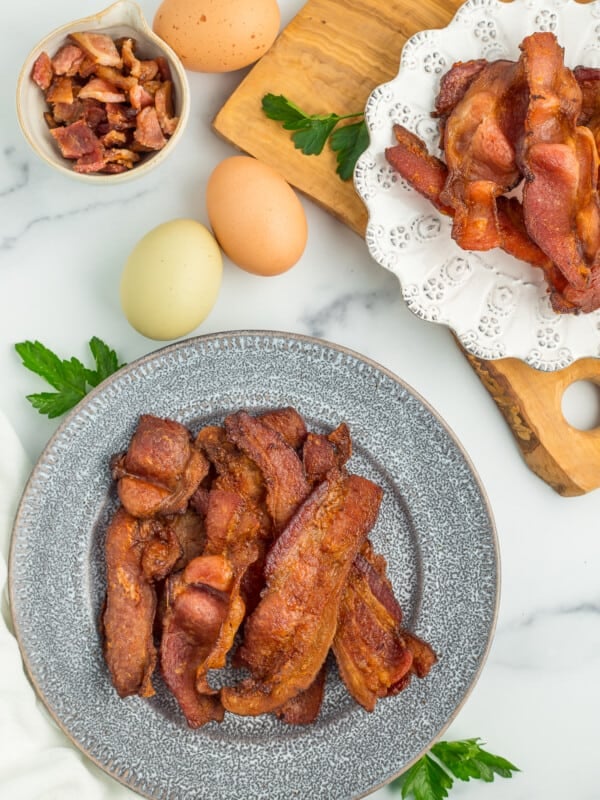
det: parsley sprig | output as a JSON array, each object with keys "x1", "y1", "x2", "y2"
[
  {"x1": 392, "y1": 738, "x2": 520, "y2": 800},
  {"x1": 15, "y1": 337, "x2": 126, "y2": 419},
  {"x1": 261, "y1": 93, "x2": 368, "y2": 181}
]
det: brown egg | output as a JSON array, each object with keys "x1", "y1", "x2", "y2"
[
  {"x1": 206, "y1": 156, "x2": 308, "y2": 276},
  {"x1": 153, "y1": 0, "x2": 280, "y2": 73}
]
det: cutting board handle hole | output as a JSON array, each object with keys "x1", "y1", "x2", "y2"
[{"x1": 561, "y1": 380, "x2": 600, "y2": 431}]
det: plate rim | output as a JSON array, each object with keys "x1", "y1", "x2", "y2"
[{"x1": 8, "y1": 328, "x2": 500, "y2": 799}]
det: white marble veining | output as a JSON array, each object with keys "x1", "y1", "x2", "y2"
[{"x1": 2, "y1": 1, "x2": 600, "y2": 798}]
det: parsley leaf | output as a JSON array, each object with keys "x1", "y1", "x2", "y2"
[
  {"x1": 261, "y1": 93, "x2": 367, "y2": 179},
  {"x1": 15, "y1": 337, "x2": 126, "y2": 419},
  {"x1": 431, "y1": 739, "x2": 520, "y2": 782},
  {"x1": 400, "y1": 754, "x2": 454, "y2": 800},
  {"x1": 291, "y1": 117, "x2": 341, "y2": 155},
  {"x1": 85, "y1": 336, "x2": 124, "y2": 388},
  {"x1": 330, "y1": 119, "x2": 370, "y2": 180},
  {"x1": 390, "y1": 738, "x2": 519, "y2": 800},
  {"x1": 261, "y1": 93, "x2": 311, "y2": 129}
]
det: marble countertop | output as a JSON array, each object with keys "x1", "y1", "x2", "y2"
[{"x1": 2, "y1": 1, "x2": 599, "y2": 798}]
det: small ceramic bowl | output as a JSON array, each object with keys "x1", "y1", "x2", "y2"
[{"x1": 16, "y1": 0, "x2": 190, "y2": 183}]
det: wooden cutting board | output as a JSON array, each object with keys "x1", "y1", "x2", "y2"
[{"x1": 213, "y1": 0, "x2": 600, "y2": 496}]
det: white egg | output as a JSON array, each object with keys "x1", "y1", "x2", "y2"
[{"x1": 120, "y1": 219, "x2": 222, "y2": 340}]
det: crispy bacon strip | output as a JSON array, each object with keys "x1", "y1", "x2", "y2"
[
  {"x1": 440, "y1": 59, "x2": 524, "y2": 250},
  {"x1": 574, "y1": 65, "x2": 600, "y2": 131},
  {"x1": 496, "y1": 195, "x2": 575, "y2": 310},
  {"x1": 160, "y1": 556, "x2": 236, "y2": 727},
  {"x1": 221, "y1": 471, "x2": 383, "y2": 716},
  {"x1": 520, "y1": 32, "x2": 600, "y2": 292},
  {"x1": 204, "y1": 488, "x2": 260, "y2": 569},
  {"x1": 275, "y1": 663, "x2": 327, "y2": 725},
  {"x1": 434, "y1": 59, "x2": 488, "y2": 120},
  {"x1": 402, "y1": 629, "x2": 438, "y2": 679},
  {"x1": 188, "y1": 490, "x2": 262, "y2": 689},
  {"x1": 103, "y1": 508, "x2": 181, "y2": 698},
  {"x1": 385, "y1": 125, "x2": 452, "y2": 214},
  {"x1": 170, "y1": 508, "x2": 206, "y2": 571},
  {"x1": 385, "y1": 124, "x2": 557, "y2": 277},
  {"x1": 112, "y1": 414, "x2": 210, "y2": 518},
  {"x1": 259, "y1": 407, "x2": 308, "y2": 450},
  {"x1": 195, "y1": 425, "x2": 271, "y2": 611},
  {"x1": 224, "y1": 410, "x2": 310, "y2": 533},
  {"x1": 302, "y1": 422, "x2": 352, "y2": 486},
  {"x1": 196, "y1": 425, "x2": 264, "y2": 502},
  {"x1": 574, "y1": 67, "x2": 600, "y2": 161},
  {"x1": 333, "y1": 540, "x2": 436, "y2": 711},
  {"x1": 433, "y1": 58, "x2": 488, "y2": 145}
]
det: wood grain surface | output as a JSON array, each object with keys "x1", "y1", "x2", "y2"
[
  {"x1": 213, "y1": 0, "x2": 600, "y2": 496},
  {"x1": 214, "y1": 0, "x2": 463, "y2": 234},
  {"x1": 467, "y1": 356, "x2": 600, "y2": 496}
]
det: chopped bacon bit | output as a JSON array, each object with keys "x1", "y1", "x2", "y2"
[
  {"x1": 101, "y1": 161, "x2": 130, "y2": 174},
  {"x1": 141, "y1": 80, "x2": 161, "y2": 97},
  {"x1": 138, "y1": 60, "x2": 159, "y2": 82},
  {"x1": 69, "y1": 31, "x2": 122, "y2": 68},
  {"x1": 134, "y1": 106, "x2": 167, "y2": 150},
  {"x1": 95, "y1": 65, "x2": 138, "y2": 91},
  {"x1": 31, "y1": 52, "x2": 53, "y2": 90},
  {"x1": 52, "y1": 100, "x2": 84, "y2": 125},
  {"x1": 82, "y1": 98, "x2": 107, "y2": 130},
  {"x1": 73, "y1": 147, "x2": 108, "y2": 174},
  {"x1": 121, "y1": 38, "x2": 142, "y2": 78},
  {"x1": 155, "y1": 56, "x2": 171, "y2": 81},
  {"x1": 33, "y1": 31, "x2": 179, "y2": 174},
  {"x1": 155, "y1": 82, "x2": 179, "y2": 136},
  {"x1": 78, "y1": 77, "x2": 126, "y2": 103},
  {"x1": 52, "y1": 44, "x2": 85, "y2": 76},
  {"x1": 50, "y1": 119, "x2": 103, "y2": 159},
  {"x1": 78, "y1": 56, "x2": 97, "y2": 78},
  {"x1": 105, "y1": 148, "x2": 141, "y2": 165},
  {"x1": 45, "y1": 76, "x2": 74, "y2": 105},
  {"x1": 101, "y1": 129, "x2": 127, "y2": 147},
  {"x1": 106, "y1": 102, "x2": 137, "y2": 130},
  {"x1": 129, "y1": 83, "x2": 155, "y2": 111},
  {"x1": 43, "y1": 111, "x2": 58, "y2": 129}
]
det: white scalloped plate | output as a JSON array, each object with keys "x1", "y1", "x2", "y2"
[{"x1": 354, "y1": 0, "x2": 600, "y2": 371}]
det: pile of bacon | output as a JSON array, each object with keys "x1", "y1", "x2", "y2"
[
  {"x1": 31, "y1": 32, "x2": 179, "y2": 174},
  {"x1": 385, "y1": 32, "x2": 600, "y2": 314},
  {"x1": 102, "y1": 409, "x2": 436, "y2": 728}
]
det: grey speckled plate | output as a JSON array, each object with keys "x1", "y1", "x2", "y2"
[{"x1": 9, "y1": 331, "x2": 498, "y2": 800}]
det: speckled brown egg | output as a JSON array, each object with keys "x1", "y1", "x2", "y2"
[
  {"x1": 153, "y1": 0, "x2": 280, "y2": 72},
  {"x1": 206, "y1": 156, "x2": 308, "y2": 276}
]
